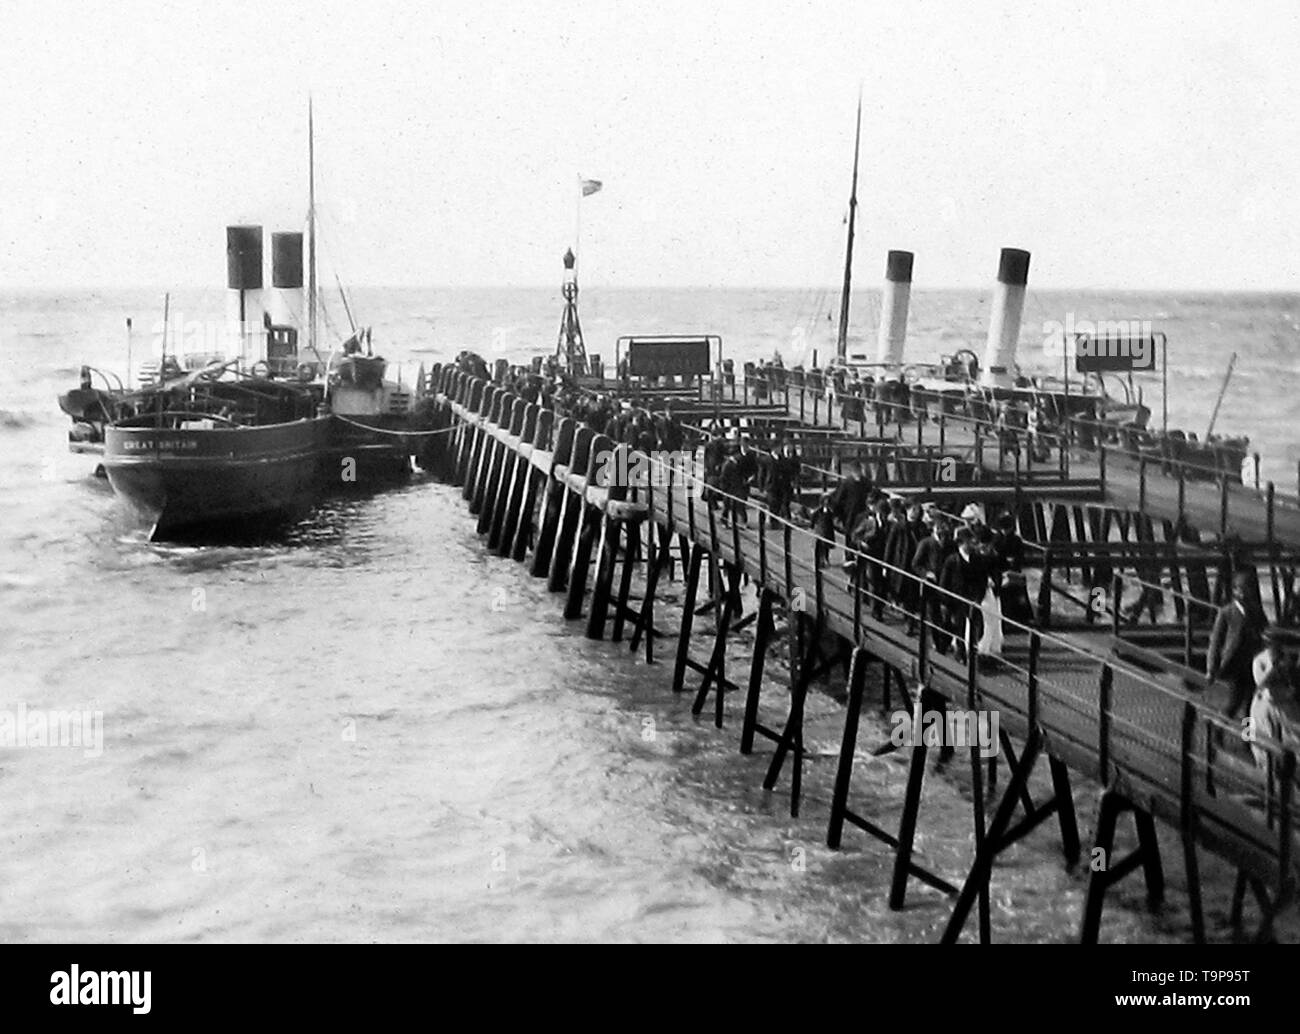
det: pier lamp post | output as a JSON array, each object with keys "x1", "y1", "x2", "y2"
[{"x1": 556, "y1": 249, "x2": 588, "y2": 377}]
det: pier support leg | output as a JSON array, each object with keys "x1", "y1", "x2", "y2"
[
  {"x1": 563, "y1": 508, "x2": 597, "y2": 620},
  {"x1": 458, "y1": 423, "x2": 481, "y2": 495},
  {"x1": 509, "y1": 466, "x2": 538, "y2": 563},
  {"x1": 547, "y1": 488, "x2": 580, "y2": 592},
  {"x1": 610, "y1": 519, "x2": 641, "y2": 643},
  {"x1": 450, "y1": 420, "x2": 469, "y2": 487},
  {"x1": 1049, "y1": 756, "x2": 1081, "y2": 866},
  {"x1": 489, "y1": 452, "x2": 522, "y2": 553},
  {"x1": 468, "y1": 431, "x2": 493, "y2": 513},
  {"x1": 671, "y1": 546, "x2": 705, "y2": 694},
  {"x1": 941, "y1": 728, "x2": 1083, "y2": 942},
  {"x1": 1183, "y1": 832, "x2": 1205, "y2": 945},
  {"x1": 476, "y1": 438, "x2": 504, "y2": 532},
  {"x1": 826, "y1": 648, "x2": 870, "y2": 847},
  {"x1": 941, "y1": 728, "x2": 1044, "y2": 942},
  {"x1": 531, "y1": 480, "x2": 562, "y2": 577},
  {"x1": 631, "y1": 523, "x2": 671, "y2": 663},
  {"x1": 586, "y1": 516, "x2": 621, "y2": 639},
  {"x1": 889, "y1": 697, "x2": 953, "y2": 910},
  {"x1": 1231, "y1": 868, "x2": 1293, "y2": 943},
  {"x1": 692, "y1": 562, "x2": 743, "y2": 728},
  {"x1": 1078, "y1": 790, "x2": 1165, "y2": 944},
  {"x1": 461, "y1": 424, "x2": 480, "y2": 500},
  {"x1": 739, "y1": 589, "x2": 778, "y2": 754},
  {"x1": 761, "y1": 612, "x2": 840, "y2": 818}
]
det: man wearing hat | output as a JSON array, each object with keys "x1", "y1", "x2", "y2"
[
  {"x1": 941, "y1": 527, "x2": 992, "y2": 662},
  {"x1": 911, "y1": 516, "x2": 955, "y2": 648},
  {"x1": 1207, "y1": 571, "x2": 1268, "y2": 719},
  {"x1": 830, "y1": 460, "x2": 872, "y2": 535},
  {"x1": 960, "y1": 502, "x2": 994, "y2": 547}
]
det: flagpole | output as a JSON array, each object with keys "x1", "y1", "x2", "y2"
[
  {"x1": 836, "y1": 88, "x2": 863, "y2": 362},
  {"x1": 575, "y1": 174, "x2": 582, "y2": 259}
]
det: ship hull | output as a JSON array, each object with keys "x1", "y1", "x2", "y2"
[
  {"x1": 103, "y1": 417, "x2": 333, "y2": 540},
  {"x1": 327, "y1": 413, "x2": 416, "y2": 484}
]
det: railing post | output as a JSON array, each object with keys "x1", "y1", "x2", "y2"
[
  {"x1": 1027, "y1": 631, "x2": 1041, "y2": 731},
  {"x1": 1098, "y1": 663, "x2": 1113, "y2": 786},
  {"x1": 1278, "y1": 751, "x2": 1296, "y2": 901},
  {"x1": 1266, "y1": 481, "x2": 1276, "y2": 549},
  {"x1": 1111, "y1": 572, "x2": 1122, "y2": 635},
  {"x1": 917, "y1": 580, "x2": 930, "y2": 681},
  {"x1": 783, "y1": 523, "x2": 794, "y2": 600},
  {"x1": 1179, "y1": 701, "x2": 1195, "y2": 834},
  {"x1": 1038, "y1": 553, "x2": 1053, "y2": 629},
  {"x1": 1219, "y1": 475, "x2": 1229, "y2": 537}
]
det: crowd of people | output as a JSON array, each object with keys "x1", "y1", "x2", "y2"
[{"x1": 807, "y1": 471, "x2": 1032, "y2": 664}]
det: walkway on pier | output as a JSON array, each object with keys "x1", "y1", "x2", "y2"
[{"x1": 432, "y1": 365, "x2": 1299, "y2": 943}]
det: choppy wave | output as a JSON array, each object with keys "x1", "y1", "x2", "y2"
[{"x1": 0, "y1": 409, "x2": 38, "y2": 429}]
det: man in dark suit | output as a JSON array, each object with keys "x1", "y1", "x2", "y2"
[
  {"x1": 910, "y1": 516, "x2": 954, "y2": 648},
  {"x1": 830, "y1": 461, "x2": 872, "y2": 535},
  {"x1": 1206, "y1": 571, "x2": 1267, "y2": 718},
  {"x1": 940, "y1": 528, "x2": 991, "y2": 662},
  {"x1": 719, "y1": 446, "x2": 753, "y2": 526},
  {"x1": 768, "y1": 442, "x2": 801, "y2": 520}
]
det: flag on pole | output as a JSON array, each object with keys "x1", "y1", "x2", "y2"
[{"x1": 580, "y1": 179, "x2": 603, "y2": 197}]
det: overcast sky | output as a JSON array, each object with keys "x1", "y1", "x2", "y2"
[{"x1": 1, "y1": 1, "x2": 1297, "y2": 289}]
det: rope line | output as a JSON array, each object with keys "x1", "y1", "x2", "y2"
[{"x1": 330, "y1": 412, "x2": 456, "y2": 437}]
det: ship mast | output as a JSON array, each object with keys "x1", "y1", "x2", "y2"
[
  {"x1": 308, "y1": 97, "x2": 317, "y2": 356},
  {"x1": 835, "y1": 91, "x2": 863, "y2": 362}
]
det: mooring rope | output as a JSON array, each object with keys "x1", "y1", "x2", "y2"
[{"x1": 331, "y1": 412, "x2": 458, "y2": 437}]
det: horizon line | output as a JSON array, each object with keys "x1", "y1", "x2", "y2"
[{"x1": 3, "y1": 282, "x2": 1298, "y2": 295}]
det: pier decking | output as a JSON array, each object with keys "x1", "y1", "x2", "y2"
[{"x1": 425, "y1": 364, "x2": 1299, "y2": 943}]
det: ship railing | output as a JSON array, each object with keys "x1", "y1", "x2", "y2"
[
  {"x1": 80, "y1": 365, "x2": 126, "y2": 394},
  {"x1": 732, "y1": 376, "x2": 1300, "y2": 531},
  {"x1": 113, "y1": 409, "x2": 245, "y2": 429}
]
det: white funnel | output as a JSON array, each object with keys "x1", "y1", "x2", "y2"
[
  {"x1": 979, "y1": 248, "x2": 1030, "y2": 389},
  {"x1": 874, "y1": 250, "x2": 913, "y2": 368}
]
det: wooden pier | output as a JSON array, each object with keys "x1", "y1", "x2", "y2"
[{"x1": 422, "y1": 363, "x2": 1300, "y2": 943}]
